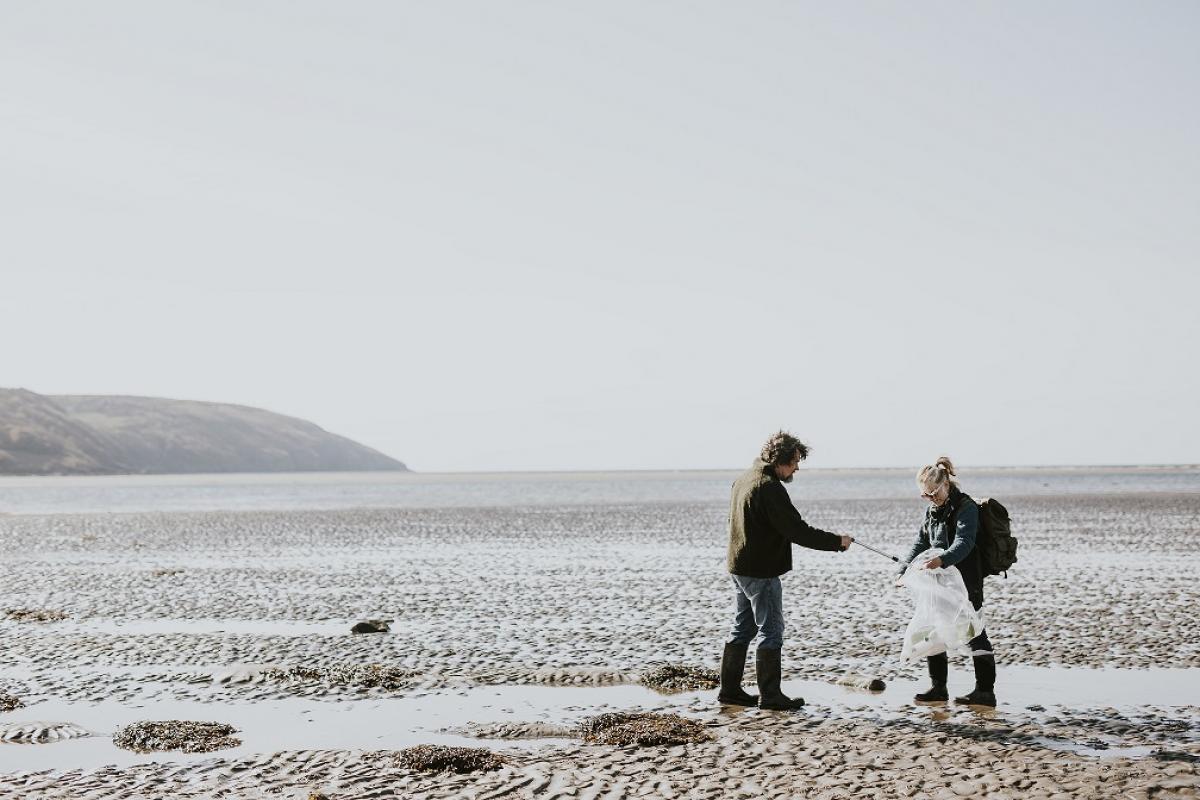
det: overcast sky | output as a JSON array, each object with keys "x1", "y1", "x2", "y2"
[{"x1": 2, "y1": 2, "x2": 1197, "y2": 471}]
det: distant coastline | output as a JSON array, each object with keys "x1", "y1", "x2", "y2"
[{"x1": 0, "y1": 388, "x2": 406, "y2": 476}]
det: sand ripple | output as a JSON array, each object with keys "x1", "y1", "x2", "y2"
[
  {"x1": 0, "y1": 721, "x2": 90, "y2": 743},
  {"x1": 1, "y1": 493, "x2": 1198, "y2": 797}
]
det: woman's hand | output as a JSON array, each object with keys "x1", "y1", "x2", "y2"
[{"x1": 922, "y1": 556, "x2": 943, "y2": 570}]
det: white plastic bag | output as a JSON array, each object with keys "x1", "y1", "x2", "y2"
[{"x1": 898, "y1": 548, "x2": 986, "y2": 661}]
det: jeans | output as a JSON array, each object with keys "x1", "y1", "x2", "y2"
[{"x1": 727, "y1": 574, "x2": 784, "y2": 650}]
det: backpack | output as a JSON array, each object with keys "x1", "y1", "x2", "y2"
[{"x1": 974, "y1": 497, "x2": 1017, "y2": 577}]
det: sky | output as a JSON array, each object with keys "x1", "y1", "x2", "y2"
[{"x1": 1, "y1": 2, "x2": 1197, "y2": 471}]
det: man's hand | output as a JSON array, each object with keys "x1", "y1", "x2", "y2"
[
  {"x1": 894, "y1": 576, "x2": 905, "y2": 588},
  {"x1": 922, "y1": 556, "x2": 943, "y2": 570},
  {"x1": 839, "y1": 535, "x2": 853, "y2": 551}
]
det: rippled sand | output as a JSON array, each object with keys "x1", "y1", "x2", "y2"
[{"x1": 1, "y1": 492, "x2": 1197, "y2": 797}]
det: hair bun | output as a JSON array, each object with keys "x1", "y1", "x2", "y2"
[{"x1": 935, "y1": 456, "x2": 956, "y2": 476}]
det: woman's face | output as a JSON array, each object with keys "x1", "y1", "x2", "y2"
[{"x1": 921, "y1": 481, "x2": 950, "y2": 507}]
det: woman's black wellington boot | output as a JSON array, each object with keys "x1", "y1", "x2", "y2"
[
  {"x1": 954, "y1": 655, "x2": 997, "y2": 707},
  {"x1": 914, "y1": 653, "x2": 949, "y2": 702}
]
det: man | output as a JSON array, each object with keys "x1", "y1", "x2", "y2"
[{"x1": 718, "y1": 430, "x2": 852, "y2": 711}]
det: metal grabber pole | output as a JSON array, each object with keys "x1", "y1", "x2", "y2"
[{"x1": 850, "y1": 538, "x2": 900, "y2": 563}]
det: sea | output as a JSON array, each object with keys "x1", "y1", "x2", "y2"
[{"x1": 1, "y1": 465, "x2": 1197, "y2": 515}]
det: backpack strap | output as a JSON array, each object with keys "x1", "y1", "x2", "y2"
[{"x1": 945, "y1": 488, "x2": 970, "y2": 544}]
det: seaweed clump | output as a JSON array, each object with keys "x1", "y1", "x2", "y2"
[
  {"x1": 578, "y1": 712, "x2": 712, "y2": 747},
  {"x1": 113, "y1": 720, "x2": 241, "y2": 753},
  {"x1": 3, "y1": 608, "x2": 67, "y2": 623},
  {"x1": 0, "y1": 694, "x2": 23, "y2": 713},
  {"x1": 262, "y1": 664, "x2": 416, "y2": 691},
  {"x1": 639, "y1": 664, "x2": 720, "y2": 693},
  {"x1": 398, "y1": 745, "x2": 506, "y2": 773}
]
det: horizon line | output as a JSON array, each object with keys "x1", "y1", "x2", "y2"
[{"x1": 1, "y1": 462, "x2": 1197, "y2": 481}]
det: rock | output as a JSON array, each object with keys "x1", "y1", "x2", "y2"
[
  {"x1": 0, "y1": 693, "x2": 22, "y2": 713},
  {"x1": 836, "y1": 673, "x2": 887, "y2": 692},
  {"x1": 351, "y1": 619, "x2": 392, "y2": 634}
]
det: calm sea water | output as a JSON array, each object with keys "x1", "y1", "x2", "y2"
[{"x1": 0, "y1": 466, "x2": 1196, "y2": 515}]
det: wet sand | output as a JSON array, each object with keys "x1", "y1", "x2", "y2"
[{"x1": 1, "y1": 490, "x2": 1198, "y2": 798}]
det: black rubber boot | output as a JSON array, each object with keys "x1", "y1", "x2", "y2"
[
  {"x1": 716, "y1": 643, "x2": 758, "y2": 706},
  {"x1": 954, "y1": 654, "x2": 997, "y2": 707},
  {"x1": 914, "y1": 653, "x2": 949, "y2": 702},
  {"x1": 755, "y1": 648, "x2": 804, "y2": 710}
]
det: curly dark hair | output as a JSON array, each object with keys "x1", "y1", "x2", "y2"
[{"x1": 760, "y1": 430, "x2": 810, "y2": 466}]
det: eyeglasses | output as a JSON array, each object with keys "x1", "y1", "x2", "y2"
[{"x1": 921, "y1": 486, "x2": 945, "y2": 500}]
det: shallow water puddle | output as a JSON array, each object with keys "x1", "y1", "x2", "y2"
[
  {"x1": 1, "y1": 666, "x2": 1196, "y2": 774},
  {"x1": 859, "y1": 665, "x2": 1200, "y2": 708},
  {"x1": 1029, "y1": 736, "x2": 1157, "y2": 759},
  {"x1": 0, "y1": 684, "x2": 669, "y2": 773}
]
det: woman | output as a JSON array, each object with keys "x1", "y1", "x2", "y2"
[{"x1": 898, "y1": 456, "x2": 997, "y2": 707}]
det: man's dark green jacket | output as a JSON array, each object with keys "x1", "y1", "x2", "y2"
[{"x1": 727, "y1": 459, "x2": 842, "y2": 578}]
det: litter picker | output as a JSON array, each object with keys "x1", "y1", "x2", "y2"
[{"x1": 851, "y1": 538, "x2": 900, "y2": 563}]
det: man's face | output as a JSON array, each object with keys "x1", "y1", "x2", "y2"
[{"x1": 774, "y1": 453, "x2": 801, "y2": 483}]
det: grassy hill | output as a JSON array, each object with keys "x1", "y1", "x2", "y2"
[{"x1": 0, "y1": 388, "x2": 407, "y2": 475}]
